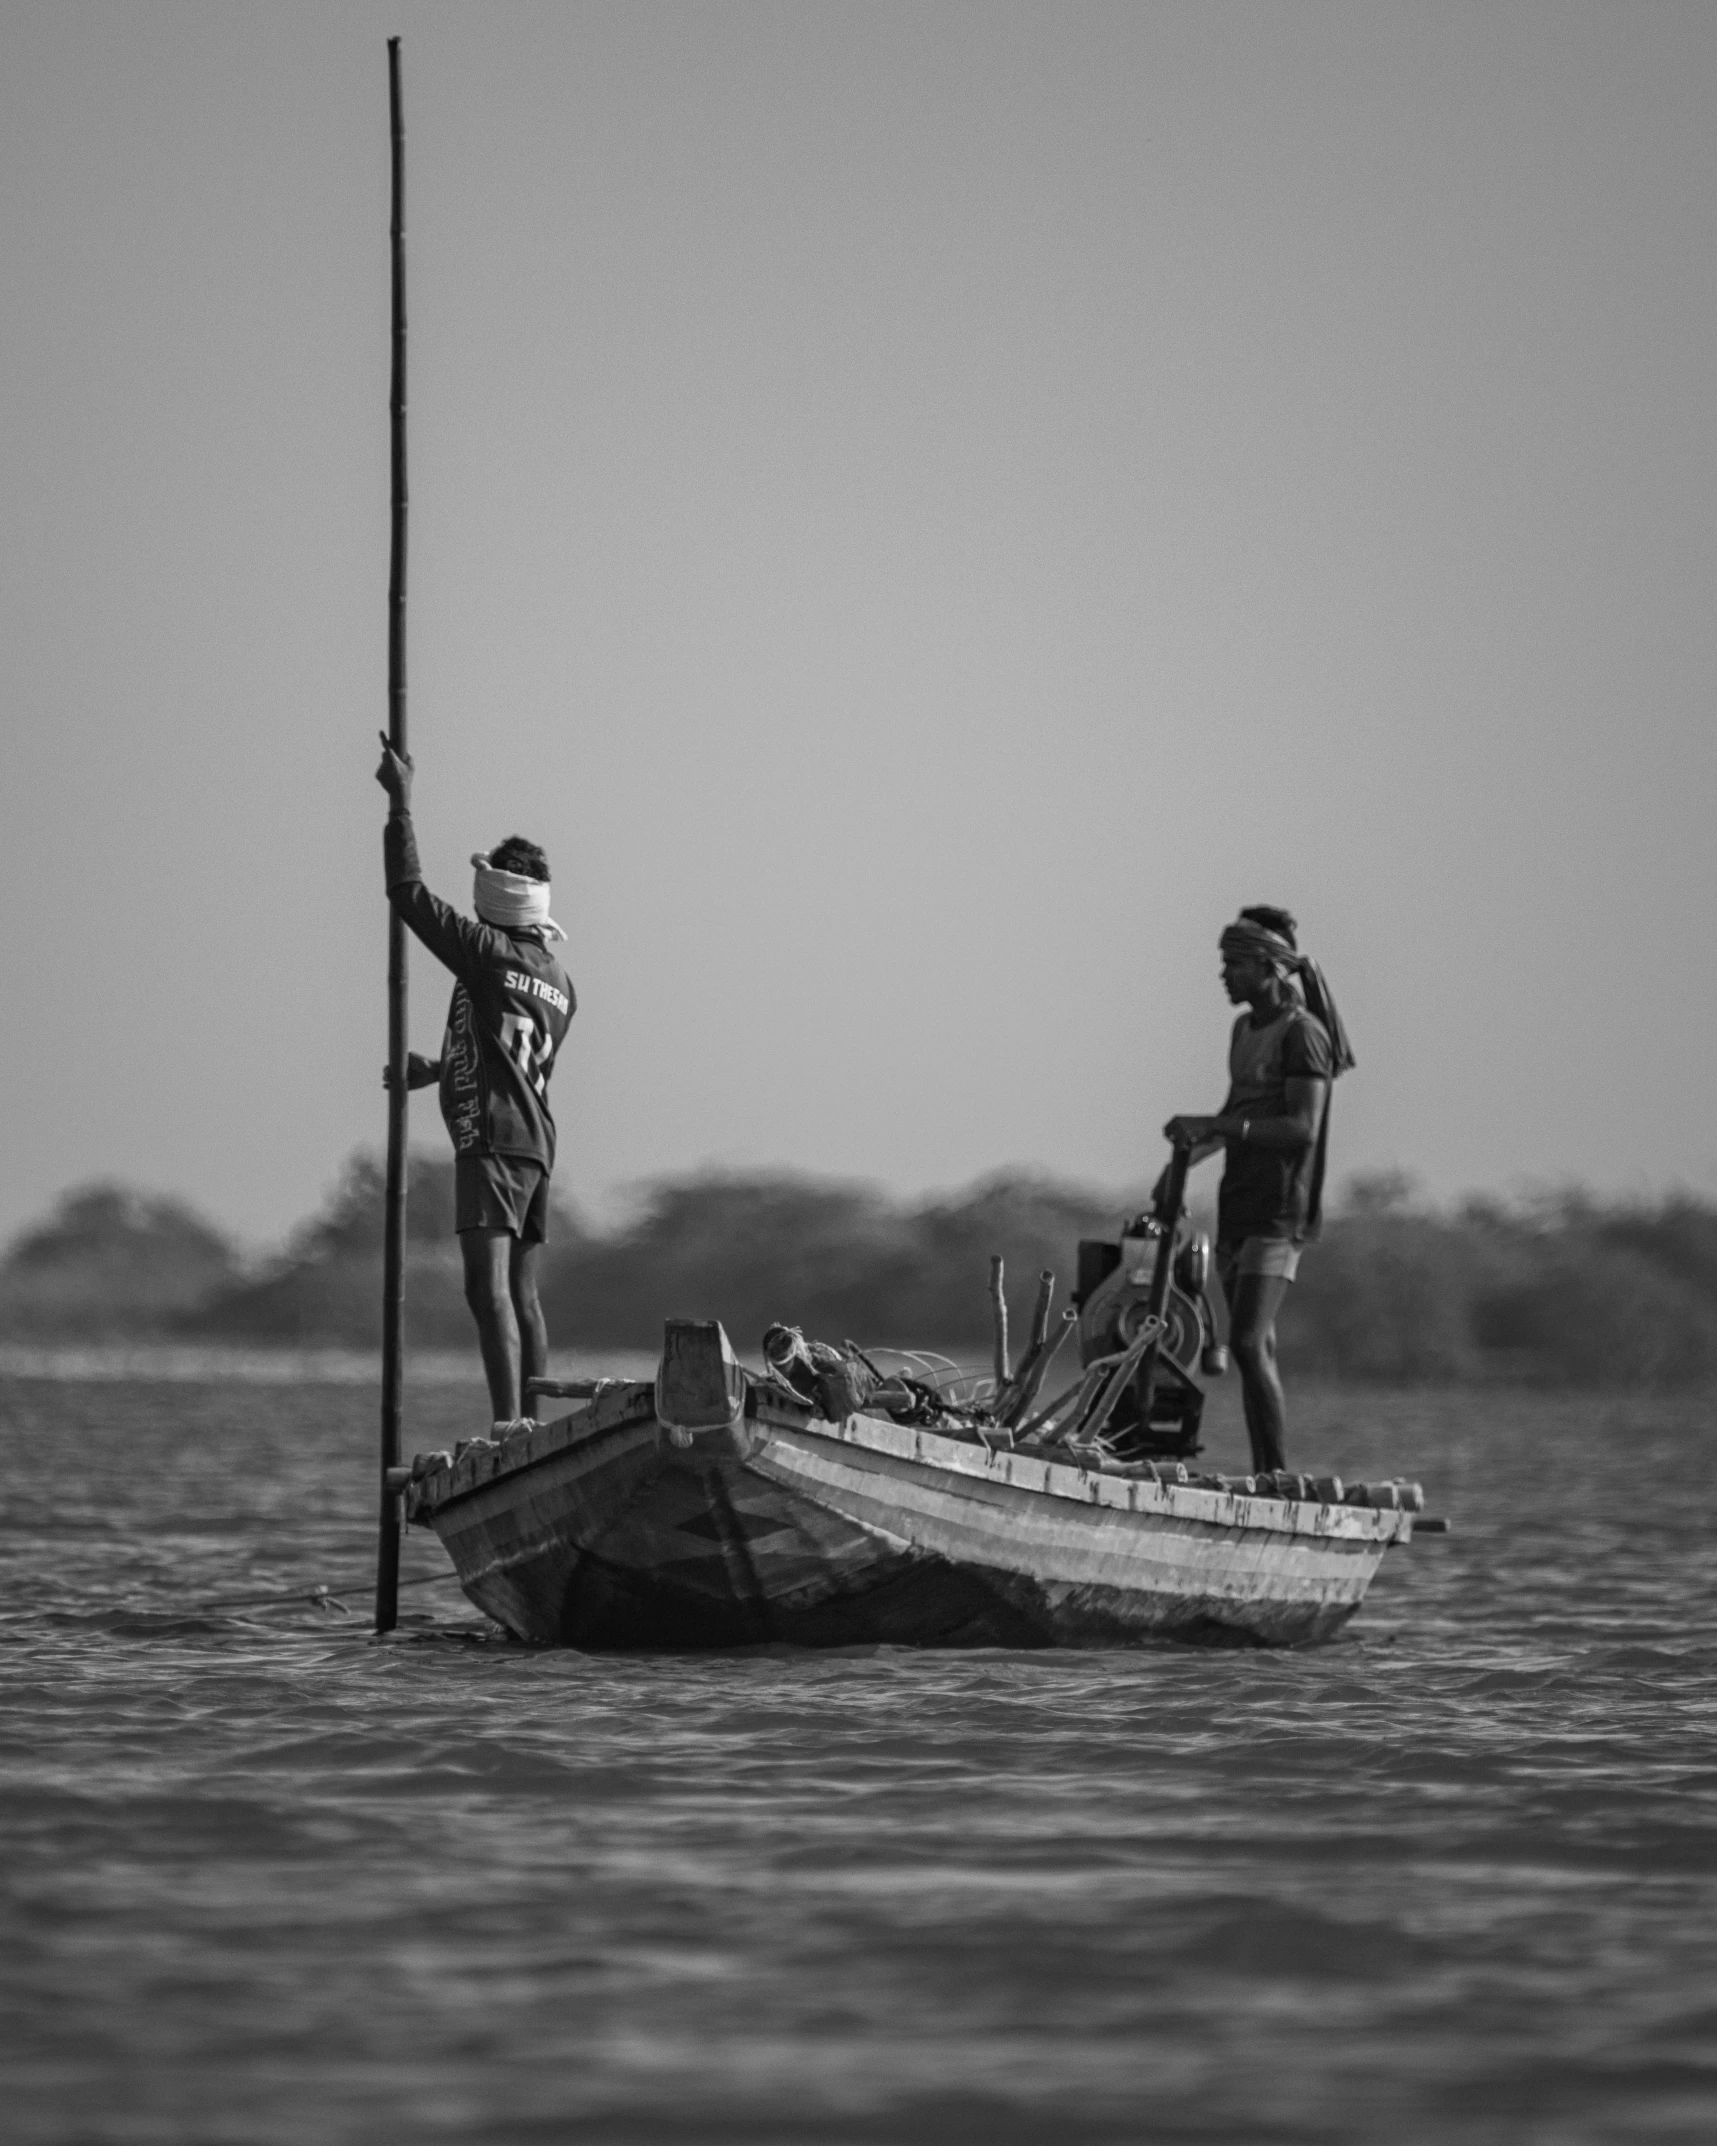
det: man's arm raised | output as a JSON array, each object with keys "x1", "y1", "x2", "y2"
[{"x1": 375, "y1": 733, "x2": 490, "y2": 985}]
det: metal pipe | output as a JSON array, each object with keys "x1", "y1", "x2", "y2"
[{"x1": 1131, "y1": 1139, "x2": 1192, "y2": 1438}]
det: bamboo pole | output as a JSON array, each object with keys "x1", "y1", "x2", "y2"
[
  {"x1": 999, "y1": 1305, "x2": 1074, "y2": 1430},
  {"x1": 375, "y1": 36, "x2": 409, "y2": 1636},
  {"x1": 988, "y1": 1256, "x2": 1009, "y2": 1392},
  {"x1": 1026, "y1": 1269, "x2": 1054, "y2": 1356},
  {"x1": 993, "y1": 1271, "x2": 1055, "y2": 1425}
]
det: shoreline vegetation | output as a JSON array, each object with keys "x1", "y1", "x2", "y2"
[{"x1": 3, "y1": 1158, "x2": 1715, "y2": 1389}]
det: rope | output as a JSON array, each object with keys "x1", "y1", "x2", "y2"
[{"x1": 188, "y1": 1570, "x2": 465, "y2": 1615}]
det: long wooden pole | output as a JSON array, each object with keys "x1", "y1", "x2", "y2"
[{"x1": 375, "y1": 35, "x2": 408, "y2": 1635}]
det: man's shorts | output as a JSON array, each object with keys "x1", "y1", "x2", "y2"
[
  {"x1": 1216, "y1": 1235, "x2": 1302, "y2": 1294},
  {"x1": 455, "y1": 1152, "x2": 551, "y2": 1243}
]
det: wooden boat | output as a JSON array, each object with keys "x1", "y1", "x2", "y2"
[{"x1": 399, "y1": 1316, "x2": 1428, "y2": 1651}]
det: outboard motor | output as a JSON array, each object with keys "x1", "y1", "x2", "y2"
[{"x1": 1071, "y1": 1212, "x2": 1225, "y2": 1459}]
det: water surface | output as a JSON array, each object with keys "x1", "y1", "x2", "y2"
[{"x1": 2, "y1": 1365, "x2": 1713, "y2": 2143}]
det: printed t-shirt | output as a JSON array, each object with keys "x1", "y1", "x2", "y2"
[
  {"x1": 385, "y1": 812, "x2": 575, "y2": 1170},
  {"x1": 1217, "y1": 1004, "x2": 1333, "y2": 1245}
]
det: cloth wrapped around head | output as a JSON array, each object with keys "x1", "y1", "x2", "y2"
[
  {"x1": 1220, "y1": 911, "x2": 1356, "y2": 1074},
  {"x1": 471, "y1": 852, "x2": 566, "y2": 941}
]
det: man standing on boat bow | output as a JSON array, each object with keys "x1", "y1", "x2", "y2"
[
  {"x1": 1161, "y1": 907, "x2": 1354, "y2": 1476},
  {"x1": 376, "y1": 736, "x2": 575, "y2": 1435}
]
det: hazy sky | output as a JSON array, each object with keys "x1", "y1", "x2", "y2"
[{"x1": 3, "y1": 1, "x2": 1714, "y2": 1246}]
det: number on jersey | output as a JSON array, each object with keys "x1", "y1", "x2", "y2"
[{"x1": 498, "y1": 1011, "x2": 552, "y2": 1097}]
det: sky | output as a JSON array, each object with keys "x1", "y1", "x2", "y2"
[{"x1": 3, "y1": 0, "x2": 1714, "y2": 1249}]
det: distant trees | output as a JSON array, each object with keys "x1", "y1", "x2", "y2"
[
  {"x1": 5, "y1": 1159, "x2": 1717, "y2": 1388},
  {"x1": 1458, "y1": 1195, "x2": 1717, "y2": 1389},
  {"x1": 0, "y1": 1183, "x2": 240, "y2": 1338},
  {"x1": 189, "y1": 1153, "x2": 561, "y2": 1348},
  {"x1": 535, "y1": 1168, "x2": 1126, "y2": 1351},
  {"x1": 1284, "y1": 1180, "x2": 1717, "y2": 1387}
]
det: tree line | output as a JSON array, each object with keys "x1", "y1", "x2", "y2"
[{"x1": 3, "y1": 1157, "x2": 1715, "y2": 1388}]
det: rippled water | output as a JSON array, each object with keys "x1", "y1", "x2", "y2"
[{"x1": 2, "y1": 1362, "x2": 1714, "y2": 2144}]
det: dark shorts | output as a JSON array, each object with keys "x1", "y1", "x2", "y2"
[{"x1": 455, "y1": 1152, "x2": 550, "y2": 1243}]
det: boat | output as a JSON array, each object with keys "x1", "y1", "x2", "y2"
[{"x1": 397, "y1": 1174, "x2": 1433, "y2": 1649}]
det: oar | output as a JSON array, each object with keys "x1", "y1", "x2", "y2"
[{"x1": 375, "y1": 36, "x2": 409, "y2": 1636}]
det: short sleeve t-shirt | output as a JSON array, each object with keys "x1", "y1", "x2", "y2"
[{"x1": 1217, "y1": 1005, "x2": 1334, "y2": 1244}]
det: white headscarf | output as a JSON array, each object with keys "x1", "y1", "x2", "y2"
[{"x1": 471, "y1": 852, "x2": 566, "y2": 941}]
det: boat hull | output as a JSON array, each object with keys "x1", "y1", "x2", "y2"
[{"x1": 406, "y1": 1384, "x2": 1411, "y2": 1650}]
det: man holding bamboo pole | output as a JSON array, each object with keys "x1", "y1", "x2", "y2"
[{"x1": 376, "y1": 736, "x2": 575, "y2": 1432}]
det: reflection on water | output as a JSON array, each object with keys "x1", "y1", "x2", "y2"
[{"x1": 1, "y1": 1367, "x2": 1714, "y2": 2143}]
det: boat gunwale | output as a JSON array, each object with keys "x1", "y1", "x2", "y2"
[
  {"x1": 405, "y1": 1384, "x2": 659, "y2": 1521},
  {"x1": 406, "y1": 1379, "x2": 1412, "y2": 1547},
  {"x1": 751, "y1": 1404, "x2": 1412, "y2": 1546}
]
